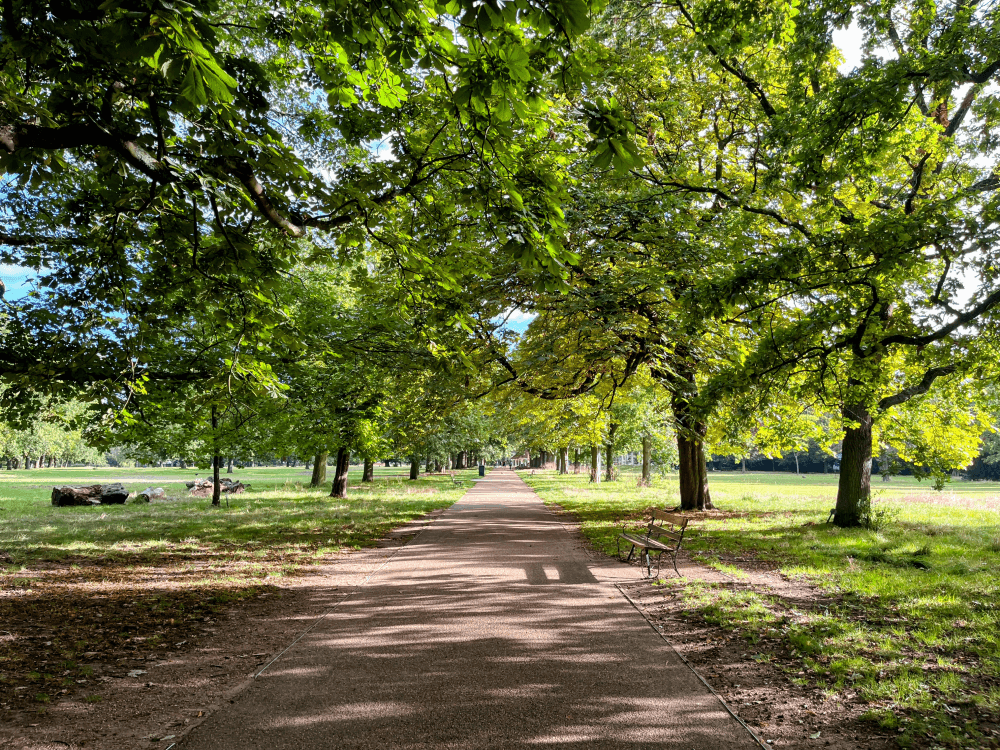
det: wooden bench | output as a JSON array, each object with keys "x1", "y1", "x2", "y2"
[
  {"x1": 449, "y1": 472, "x2": 465, "y2": 486},
  {"x1": 617, "y1": 510, "x2": 690, "y2": 578}
]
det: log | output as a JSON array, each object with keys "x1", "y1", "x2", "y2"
[
  {"x1": 100, "y1": 483, "x2": 129, "y2": 504},
  {"x1": 51, "y1": 483, "x2": 129, "y2": 506},
  {"x1": 51, "y1": 485, "x2": 102, "y2": 506},
  {"x1": 187, "y1": 477, "x2": 249, "y2": 497},
  {"x1": 137, "y1": 487, "x2": 165, "y2": 502}
]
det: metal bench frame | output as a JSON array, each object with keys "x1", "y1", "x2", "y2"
[{"x1": 617, "y1": 510, "x2": 690, "y2": 578}]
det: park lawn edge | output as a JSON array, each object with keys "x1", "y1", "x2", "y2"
[
  {"x1": 0, "y1": 466, "x2": 468, "y2": 717},
  {"x1": 523, "y1": 468, "x2": 1000, "y2": 750}
]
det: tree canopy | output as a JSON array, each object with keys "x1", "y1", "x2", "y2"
[{"x1": 3, "y1": 0, "x2": 1000, "y2": 526}]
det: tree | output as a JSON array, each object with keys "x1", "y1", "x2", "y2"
[
  {"x1": 656, "y1": 0, "x2": 1000, "y2": 525},
  {"x1": 0, "y1": 0, "x2": 599, "y2": 425}
]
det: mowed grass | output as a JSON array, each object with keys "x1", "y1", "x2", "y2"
[
  {"x1": 0, "y1": 465, "x2": 465, "y2": 574},
  {"x1": 525, "y1": 468, "x2": 1000, "y2": 750},
  {"x1": 0, "y1": 465, "x2": 467, "y2": 715}
]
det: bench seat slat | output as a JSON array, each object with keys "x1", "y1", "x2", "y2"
[
  {"x1": 618, "y1": 533, "x2": 673, "y2": 551},
  {"x1": 647, "y1": 528, "x2": 681, "y2": 543}
]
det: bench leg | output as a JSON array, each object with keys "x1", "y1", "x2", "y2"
[{"x1": 671, "y1": 549, "x2": 681, "y2": 578}]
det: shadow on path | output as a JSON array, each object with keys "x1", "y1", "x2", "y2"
[{"x1": 179, "y1": 471, "x2": 758, "y2": 749}]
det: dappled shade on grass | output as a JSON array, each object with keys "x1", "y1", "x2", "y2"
[
  {"x1": 0, "y1": 466, "x2": 466, "y2": 717},
  {"x1": 525, "y1": 469, "x2": 1000, "y2": 750}
]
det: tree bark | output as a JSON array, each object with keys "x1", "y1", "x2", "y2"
[
  {"x1": 697, "y1": 437, "x2": 713, "y2": 509},
  {"x1": 227, "y1": 456, "x2": 234, "y2": 474},
  {"x1": 604, "y1": 424, "x2": 618, "y2": 482},
  {"x1": 330, "y1": 447, "x2": 350, "y2": 498},
  {"x1": 672, "y1": 399, "x2": 713, "y2": 510},
  {"x1": 641, "y1": 436, "x2": 652, "y2": 486},
  {"x1": 656, "y1": 350, "x2": 713, "y2": 510},
  {"x1": 211, "y1": 405, "x2": 221, "y2": 507},
  {"x1": 590, "y1": 445, "x2": 601, "y2": 483},
  {"x1": 559, "y1": 446, "x2": 568, "y2": 474},
  {"x1": 573, "y1": 449, "x2": 580, "y2": 474},
  {"x1": 794, "y1": 452, "x2": 800, "y2": 474},
  {"x1": 834, "y1": 402, "x2": 873, "y2": 527},
  {"x1": 409, "y1": 456, "x2": 419, "y2": 480},
  {"x1": 362, "y1": 458, "x2": 374, "y2": 483},
  {"x1": 311, "y1": 452, "x2": 328, "y2": 487}
]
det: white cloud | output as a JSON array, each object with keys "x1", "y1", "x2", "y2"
[
  {"x1": 493, "y1": 307, "x2": 537, "y2": 333},
  {"x1": 0, "y1": 264, "x2": 31, "y2": 280},
  {"x1": 504, "y1": 307, "x2": 536, "y2": 325}
]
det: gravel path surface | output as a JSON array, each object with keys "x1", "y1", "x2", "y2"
[{"x1": 178, "y1": 469, "x2": 759, "y2": 750}]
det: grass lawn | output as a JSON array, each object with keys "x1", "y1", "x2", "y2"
[
  {"x1": 524, "y1": 468, "x2": 1000, "y2": 750},
  {"x1": 0, "y1": 464, "x2": 463, "y2": 571},
  {"x1": 0, "y1": 464, "x2": 468, "y2": 714}
]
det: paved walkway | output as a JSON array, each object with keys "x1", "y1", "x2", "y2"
[{"x1": 179, "y1": 470, "x2": 758, "y2": 749}]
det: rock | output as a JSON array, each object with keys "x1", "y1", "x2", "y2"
[
  {"x1": 51, "y1": 484, "x2": 130, "y2": 506},
  {"x1": 137, "y1": 487, "x2": 165, "y2": 502}
]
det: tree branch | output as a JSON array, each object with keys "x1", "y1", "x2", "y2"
[{"x1": 877, "y1": 365, "x2": 958, "y2": 411}]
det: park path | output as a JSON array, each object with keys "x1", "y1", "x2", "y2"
[{"x1": 178, "y1": 469, "x2": 759, "y2": 750}]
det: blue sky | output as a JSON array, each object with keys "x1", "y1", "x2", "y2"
[{"x1": 0, "y1": 264, "x2": 32, "y2": 301}]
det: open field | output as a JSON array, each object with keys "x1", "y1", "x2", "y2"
[
  {"x1": 0, "y1": 464, "x2": 456, "y2": 567},
  {"x1": 0, "y1": 465, "x2": 469, "y2": 722},
  {"x1": 525, "y1": 469, "x2": 1000, "y2": 750}
]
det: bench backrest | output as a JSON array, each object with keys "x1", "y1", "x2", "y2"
[{"x1": 646, "y1": 510, "x2": 689, "y2": 546}]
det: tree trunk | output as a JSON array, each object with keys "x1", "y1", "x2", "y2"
[
  {"x1": 590, "y1": 445, "x2": 601, "y2": 483},
  {"x1": 573, "y1": 449, "x2": 580, "y2": 474},
  {"x1": 794, "y1": 452, "x2": 800, "y2": 474},
  {"x1": 559, "y1": 446, "x2": 568, "y2": 474},
  {"x1": 311, "y1": 452, "x2": 328, "y2": 487},
  {"x1": 227, "y1": 456, "x2": 234, "y2": 474},
  {"x1": 641, "y1": 436, "x2": 652, "y2": 486},
  {"x1": 741, "y1": 457, "x2": 747, "y2": 473},
  {"x1": 675, "y1": 432, "x2": 713, "y2": 510},
  {"x1": 604, "y1": 424, "x2": 617, "y2": 482},
  {"x1": 330, "y1": 447, "x2": 350, "y2": 498},
  {"x1": 409, "y1": 456, "x2": 419, "y2": 480},
  {"x1": 834, "y1": 402, "x2": 873, "y2": 527},
  {"x1": 697, "y1": 438, "x2": 713, "y2": 509},
  {"x1": 362, "y1": 458, "x2": 374, "y2": 483},
  {"x1": 211, "y1": 405, "x2": 221, "y2": 507}
]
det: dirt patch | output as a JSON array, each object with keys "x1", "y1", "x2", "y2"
[
  {"x1": 622, "y1": 576, "x2": 898, "y2": 750},
  {"x1": 543, "y1": 500, "x2": 912, "y2": 749},
  {"x1": 0, "y1": 510, "x2": 445, "y2": 750}
]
